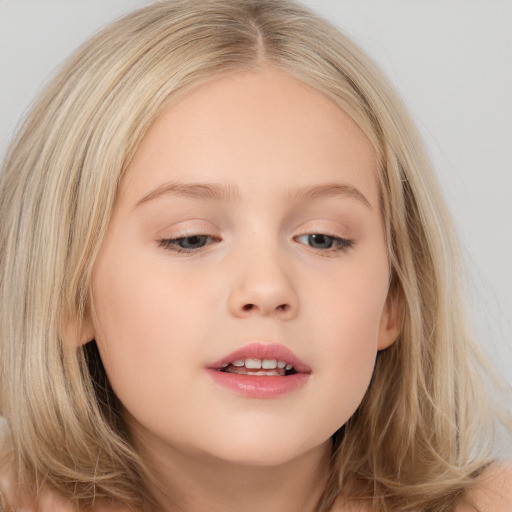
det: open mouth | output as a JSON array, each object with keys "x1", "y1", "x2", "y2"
[
  {"x1": 207, "y1": 343, "x2": 309, "y2": 397},
  {"x1": 217, "y1": 358, "x2": 296, "y2": 376}
]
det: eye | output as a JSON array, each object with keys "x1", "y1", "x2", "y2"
[
  {"x1": 159, "y1": 235, "x2": 218, "y2": 253},
  {"x1": 295, "y1": 233, "x2": 354, "y2": 253}
]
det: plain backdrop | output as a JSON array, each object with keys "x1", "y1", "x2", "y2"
[{"x1": 0, "y1": 0, "x2": 511, "y2": 384}]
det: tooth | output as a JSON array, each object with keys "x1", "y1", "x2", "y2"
[
  {"x1": 246, "y1": 370, "x2": 280, "y2": 376},
  {"x1": 285, "y1": 364, "x2": 293, "y2": 370},
  {"x1": 232, "y1": 360, "x2": 245, "y2": 367},
  {"x1": 245, "y1": 358, "x2": 262, "y2": 369},
  {"x1": 221, "y1": 363, "x2": 229, "y2": 368},
  {"x1": 262, "y1": 359, "x2": 277, "y2": 369},
  {"x1": 277, "y1": 361, "x2": 286, "y2": 369}
]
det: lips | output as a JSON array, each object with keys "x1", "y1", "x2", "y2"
[
  {"x1": 208, "y1": 343, "x2": 311, "y2": 374},
  {"x1": 206, "y1": 343, "x2": 311, "y2": 398}
]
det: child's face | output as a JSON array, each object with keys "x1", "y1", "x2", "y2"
[{"x1": 87, "y1": 68, "x2": 400, "y2": 467}]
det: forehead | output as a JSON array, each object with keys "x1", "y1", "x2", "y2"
[{"x1": 121, "y1": 67, "x2": 379, "y2": 206}]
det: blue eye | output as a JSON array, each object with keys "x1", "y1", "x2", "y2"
[
  {"x1": 296, "y1": 234, "x2": 353, "y2": 253},
  {"x1": 305, "y1": 234, "x2": 334, "y2": 249},
  {"x1": 160, "y1": 235, "x2": 214, "y2": 252}
]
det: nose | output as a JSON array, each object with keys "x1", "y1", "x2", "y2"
[{"x1": 227, "y1": 245, "x2": 299, "y2": 320}]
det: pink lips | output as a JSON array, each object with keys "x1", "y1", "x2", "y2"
[{"x1": 206, "y1": 343, "x2": 311, "y2": 398}]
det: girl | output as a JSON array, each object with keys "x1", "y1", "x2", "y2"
[{"x1": 0, "y1": 1, "x2": 510, "y2": 510}]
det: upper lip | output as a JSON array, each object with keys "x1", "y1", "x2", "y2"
[{"x1": 207, "y1": 342, "x2": 312, "y2": 373}]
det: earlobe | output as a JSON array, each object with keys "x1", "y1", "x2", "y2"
[
  {"x1": 60, "y1": 310, "x2": 96, "y2": 348},
  {"x1": 377, "y1": 290, "x2": 403, "y2": 351}
]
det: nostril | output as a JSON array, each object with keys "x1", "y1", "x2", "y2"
[
  {"x1": 238, "y1": 302, "x2": 294, "y2": 316},
  {"x1": 242, "y1": 303, "x2": 290, "y2": 313}
]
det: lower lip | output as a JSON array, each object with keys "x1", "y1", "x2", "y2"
[{"x1": 206, "y1": 369, "x2": 309, "y2": 398}]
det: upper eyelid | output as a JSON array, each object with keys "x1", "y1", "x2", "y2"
[
  {"x1": 158, "y1": 226, "x2": 351, "y2": 239},
  {"x1": 291, "y1": 217, "x2": 354, "y2": 235},
  {"x1": 158, "y1": 225, "x2": 217, "y2": 238},
  {"x1": 156, "y1": 214, "x2": 354, "y2": 237}
]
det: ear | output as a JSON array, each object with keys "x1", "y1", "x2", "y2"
[
  {"x1": 377, "y1": 287, "x2": 403, "y2": 351},
  {"x1": 60, "y1": 308, "x2": 96, "y2": 347}
]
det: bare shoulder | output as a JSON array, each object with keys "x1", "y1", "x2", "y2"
[{"x1": 457, "y1": 463, "x2": 512, "y2": 512}]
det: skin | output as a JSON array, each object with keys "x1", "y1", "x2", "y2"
[
  {"x1": 67, "y1": 67, "x2": 512, "y2": 512},
  {"x1": 2, "y1": 67, "x2": 511, "y2": 512},
  {"x1": 82, "y1": 67, "x2": 401, "y2": 512}
]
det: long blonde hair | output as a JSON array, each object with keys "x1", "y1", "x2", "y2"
[{"x1": 0, "y1": 1, "x2": 505, "y2": 510}]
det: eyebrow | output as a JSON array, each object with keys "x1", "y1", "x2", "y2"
[
  {"x1": 136, "y1": 181, "x2": 239, "y2": 206},
  {"x1": 289, "y1": 182, "x2": 372, "y2": 209},
  {"x1": 136, "y1": 180, "x2": 371, "y2": 209}
]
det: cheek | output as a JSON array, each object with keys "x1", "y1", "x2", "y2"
[
  {"x1": 92, "y1": 236, "x2": 207, "y2": 339},
  {"x1": 304, "y1": 262, "x2": 389, "y2": 429},
  {"x1": 316, "y1": 320, "x2": 379, "y2": 429},
  {"x1": 90, "y1": 251, "x2": 205, "y2": 396},
  {"x1": 324, "y1": 323, "x2": 378, "y2": 414}
]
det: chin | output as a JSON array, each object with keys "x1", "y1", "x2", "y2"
[{"x1": 198, "y1": 433, "x2": 328, "y2": 468}]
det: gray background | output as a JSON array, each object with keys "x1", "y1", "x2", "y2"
[{"x1": 1, "y1": 0, "x2": 511, "y2": 384}]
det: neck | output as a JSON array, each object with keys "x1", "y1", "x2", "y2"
[{"x1": 133, "y1": 431, "x2": 333, "y2": 512}]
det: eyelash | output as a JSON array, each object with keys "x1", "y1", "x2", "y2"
[
  {"x1": 294, "y1": 233, "x2": 354, "y2": 254},
  {"x1": 158, "y1": 233, "x2": 354, "y2": 255},
  {"x1": 159, "y1": 235, "x2": 219, "y2": 253}
]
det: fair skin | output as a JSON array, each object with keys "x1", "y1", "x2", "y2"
[
  {"x1": 0, "y1": 66, "x2": 509, "y2": 512},
  {"x1": 74, "y1": 67, "x2": 512, "y2": 512},
  {"x1": 81, "y1": 67, "x2": 400, "y2": 512},
  {"x1": 2, "y1": 67, "x2": 511, "y2": 512}
]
